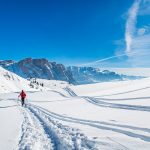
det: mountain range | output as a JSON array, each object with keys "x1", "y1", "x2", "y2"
[{"x1": 0, "y1": 58, "x2": 142, "y2": 84}]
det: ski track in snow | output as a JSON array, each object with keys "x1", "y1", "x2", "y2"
[
  {"x1": 57, "y1": 88, "x2": 150, "y2": 142},
  {"x1": 17, "y1": 107, "x2": 54, "y2": 150},
  {"x1": 11, "y1": 84, "x2": 150, "y2": 150},
  {"x1": 29, "y1": 104, "x2": 150, "y2": 143},
  {"x1": 63, "y1": 87, "x2": 150, "y2": 112},
  {"x1": 84, "y1": 97, "x2": 150, "y2": 112},
  {"x1": 64, "y1": 87, "x2": 77, "y2": 97},
  {"x1": 17, "y1": 104, "x2": 98, "y2": 150}
]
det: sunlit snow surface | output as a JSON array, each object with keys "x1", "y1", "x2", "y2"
[{"x1": 0, "y1": 67, "x2": 150, "y2": 149}]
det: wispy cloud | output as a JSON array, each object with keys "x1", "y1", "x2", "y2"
[
  {"x1": 125, "y1": 0, "x2": 150, "y2": 67},
  {"x1": 125, "y1": 0, "x2": 141, "y2": 53},
  {"x1": 128, "y1": 33, "x2": 150, "y2": 67},
  {"x1": 79, "y1": 51, "x2": 138, "y2": 67},
  {"x1": 79, "y1": 0, "x2": 150, "y2": 68}
]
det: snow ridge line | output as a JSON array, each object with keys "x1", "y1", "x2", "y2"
[{"x1": 27, "y1": 104, "x2": 98, "y2": 150}]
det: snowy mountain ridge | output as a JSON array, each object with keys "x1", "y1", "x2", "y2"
[
  {"x1": 67, "y1": 66, "x2": 143, "y2": 84},
  {"x1": 0, "y1": 58, "x2": 75, "y2": 84},
  {"x1": 0, "y1": 58, "x2": 143, "y2": 85}
]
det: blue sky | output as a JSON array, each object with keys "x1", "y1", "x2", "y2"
[{"x1": 0, "y1": 0, "x2": 150, "y2": 67}]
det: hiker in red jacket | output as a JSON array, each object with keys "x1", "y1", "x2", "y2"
[{"x1": 18, "y1": 90, "x2": 26, "y2": 106}]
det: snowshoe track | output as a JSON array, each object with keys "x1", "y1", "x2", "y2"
[
  {"x1": 17, "y1": 104, "x2": 98, "y2": 150},
  {"x1": 31, "y1": 104, "x2": 150, "y2": 143},
  {"x1": 84, "y1": 97, "x2": 150, "y2": 112},
  {"x1": 18, "y1": 107, "x2": 54, "y2": 150}
]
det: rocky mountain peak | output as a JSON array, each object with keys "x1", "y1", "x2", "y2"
[{"x1": 0, "y1": 58, "x2": 75, "y2": 84}]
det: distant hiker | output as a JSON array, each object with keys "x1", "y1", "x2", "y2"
[{"x1": 18, "y1": 90, "x2": 26, "y2": 106}]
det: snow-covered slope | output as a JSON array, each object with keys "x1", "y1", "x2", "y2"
[
  {"x1": 36, "y1": 79, "x2": 70, "y2": 89},
  {"x1": 0, "y1": 77, "x2": 150, "y2": 149},
  {"x1": 71, "y1": 77, "x2": 150, "y2": 98},
  {"x1": 0, "y1": 66, "x2": 32, "y2": 93}
]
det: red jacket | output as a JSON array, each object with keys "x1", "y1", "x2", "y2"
[{"x1": 20, "y1": 91, "x2": 26, "y2": 99}]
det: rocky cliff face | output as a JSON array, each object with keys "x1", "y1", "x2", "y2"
[
  {"x1": 0, "y1": 58, "x2": 142, "y2": 85},
  {"x1": 0, "y1": 58, "x2": 75, "y2": 84}
]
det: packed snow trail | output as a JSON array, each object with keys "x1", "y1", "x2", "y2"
[
  {"x1": 27, "y1": 104, "x2": 133, "y2": 150},
  {"x1": 16, "y1": 103, "x2": 99, "y2": 150},
  {"x1": 30, "y1": 104, "x2": 150, "y2": 143},
  {"x1": 17, "y1": 107, "x2": 54, "y2": 150}
]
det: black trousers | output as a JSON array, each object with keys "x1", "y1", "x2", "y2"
[{"x1": 21, "y1": 97, "x2": 25, "y2": 106}]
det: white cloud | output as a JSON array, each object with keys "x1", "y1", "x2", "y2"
[
  {"x1": 80, "y1": 51, "x2": 138, "y2": 67},
  {"x1": 124, "y1": 0, "x2": 150, "y2": 67},
  {"x1": 125, "y1": 0, "x2": 141, "y2": 53}
]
